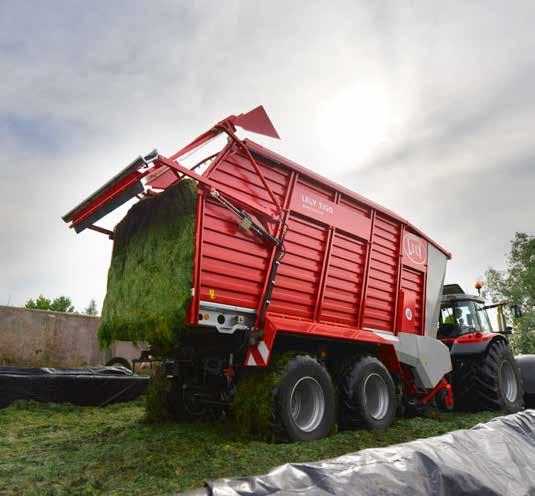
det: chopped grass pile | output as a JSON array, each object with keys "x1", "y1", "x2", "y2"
[
  {"x1": 231, "y1": 353, "x2": 298, "y2": 441},
  {"x1": 144, "y1": 372, "x2": 174, "y2": 423},
  {"x1": 98, "y1": 179, "x2": 197, "y2": 351}
]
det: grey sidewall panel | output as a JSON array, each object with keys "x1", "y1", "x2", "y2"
[
  {"x1": 371, "y1": 331, "x2": 452, "y2": 389},
  {"x1": 425, "y1": 244, "x2": 448, "y2": 339},
  {"x1": 394, "y1": 332, "x2": 452, "y2": 389}
]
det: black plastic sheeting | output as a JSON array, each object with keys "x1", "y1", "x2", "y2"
[
  {"x1": 182, "y1": 410, "x2": 535, "y2": 496},
  {"x1": 0, "y1": 366, "x2": 148, "y2": 409}
]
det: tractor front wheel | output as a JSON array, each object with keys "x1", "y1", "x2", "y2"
[{"x1": 453, "y1": 339, "x2": 524, "y2": 413}]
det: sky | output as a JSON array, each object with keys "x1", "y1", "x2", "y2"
[{"x1": 1, "y1": 1, "x2": 534, "y2": 313}]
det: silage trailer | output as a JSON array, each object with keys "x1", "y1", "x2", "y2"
[{"x1": 63, "y1": 106, "x2": 524, "y2": 441}]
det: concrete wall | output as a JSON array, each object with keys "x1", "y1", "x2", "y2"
[{"x1": 0, "y1": 306, "x2": 144, "y2": 367}]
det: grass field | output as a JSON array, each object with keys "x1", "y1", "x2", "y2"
[{"x1": 0, "y1": 400, "x2": 499, "y2": 496}]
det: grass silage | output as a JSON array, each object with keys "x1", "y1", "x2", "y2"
[
  {"x1": 0, "y1": 400, "x2": 500, "y2": 495},
  {"x1": 98, "y1": 179, "x2": 197, "y2": 352},
  {"x1": 231, "y1": 353, "x2": 299, "y2": 440}
]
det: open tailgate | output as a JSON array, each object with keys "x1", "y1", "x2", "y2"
[{"x1": 62, "y1": 150, "x2": 158, "y2": 233}]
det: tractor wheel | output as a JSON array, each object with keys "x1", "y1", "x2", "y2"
[
  {"x1": 273, "y1": 355, "x2": 336, "y2": 442},
  {"x1": 338, "y1": 356, "x2": 397, "y2": 430},
  {"x1": 105, "y1": 356, "x2": 132, "y2": 370},
  {"x1": 453, "y1": 339, "x2": 524, "y2": 413}
]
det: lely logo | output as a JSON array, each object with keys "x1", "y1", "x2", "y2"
[
  {"x1": 403, "y1": 233, "x2": 427, "y2": 265},
  {"x1": 300, "y1": 193, "x2": 334, "y2": 217}
]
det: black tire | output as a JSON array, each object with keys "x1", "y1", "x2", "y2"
[
  {"x1": 452, "y1": 339, "x2": 524, "y2": 413},
  {"x1": 338, "y1": 355, "x2": 397, "y2": 430},
  {"x1": 516, "y1": 355, "x2": 535, "y2": 408},
  {"x1": 105, "y1": 357, "x2": 131, "y2": 370},
  {"x1": 273, "y1": 355, "x2": 336, "y2": 442}
]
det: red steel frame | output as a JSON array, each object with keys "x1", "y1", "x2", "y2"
[{"x1": 64, "y1": 106, "x2": 452, "y2": 403}]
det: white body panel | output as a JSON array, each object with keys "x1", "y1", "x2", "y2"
[
  {"x1": 372, "y1": 330, "x2": 452, "y2": 389},
  {"x1": 424, "y1": 244, "x2": 448, "y2": 339}
]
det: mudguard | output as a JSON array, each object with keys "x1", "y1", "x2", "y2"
[{"x1": 449, "y1": 334, "x2": 507, "y2": 357}]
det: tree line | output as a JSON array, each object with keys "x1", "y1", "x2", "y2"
[
  {"x1": 484, "y1": 232, "x2": 535, "y2": 354},
  {"x1": 24, "y1": 296, "x2": 98, "y2": 316}
]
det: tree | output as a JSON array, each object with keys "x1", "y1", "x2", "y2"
[
  {"x1": 25, "y1": 295, "x2": 75, "y2": 313},
  {"x1": 84, "y1": 299, "x2": 98, "y2": 316},
  {"x1": 484, "y1": 232, "x2": 535, "y2": 354},
  {"x1": 25, "y1": 295, "x2": 52, "y2": 310}
]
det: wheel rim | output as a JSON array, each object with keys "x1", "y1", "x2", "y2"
[
  {"x1": 290, "y1": 376, "x2": 325, "y2": 432},
  {"x1": 500, "y1": 361, "x2": 518, "y2": 402},
  {"x1": 363, "y1": 373, "x2": 390, "y2": 420}
]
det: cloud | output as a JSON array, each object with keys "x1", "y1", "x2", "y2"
[{"x1": 1, "y1": 1, "x2": 534, "y2": 312}]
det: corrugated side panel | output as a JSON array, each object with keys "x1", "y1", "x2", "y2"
[
  {"x1": 362, "y1": 214, "x2": 401, "y2": 331},
  {"x1": 319, "y1": 231, "x2": 366, "y2": 326},
  {"x1": 200, "y1": 200, "x2": 270, "y2": 307},
  {"x1": 400, "y1": 267, "x2": 425, "y2": 334},
  {"x1": 199, "y1": 147, "x2": 290, "y2": 309},
  {"x1": 269, "y1": 214, "x2": 329, "y2": 320},
  {"x1": 207, "y1": 149, "x2": 288, "y2": 212}
]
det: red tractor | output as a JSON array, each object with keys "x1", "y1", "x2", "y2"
[
  {"x1": 438, "y1": 284, "x2": 525, "y2": 412},
  {"x1": 63, "y1": 107, "x2": 527, "y2": 441}
]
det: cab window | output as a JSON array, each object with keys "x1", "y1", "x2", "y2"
[
  {"x1": 439, "y1": 300, "x2": 486, "y2": 337},
  {"x1": 476, "y1": 305, "x2": 493, "y2": 333}
]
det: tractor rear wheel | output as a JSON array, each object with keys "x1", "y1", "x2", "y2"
[
  {"x1": 453, "y1": 339, "x2": 524, "y2": 413},
  {"x1": 338, "y1": 356, "x2": 397, "y2": 430},
  {"x1": 273, "y1": 355, "x2": 336, "y2": 441}
]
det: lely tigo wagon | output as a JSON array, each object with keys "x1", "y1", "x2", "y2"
[{"x1": 63, "y1": 107, "x2": 524, "y2": 440}]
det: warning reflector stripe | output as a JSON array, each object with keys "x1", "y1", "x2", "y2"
[
  {"x1": 245, "y1": 340, "x2": 271, "y2": 367},
  {"x1": 257, "y1": 341, "x2": 269, "y2": 362}
]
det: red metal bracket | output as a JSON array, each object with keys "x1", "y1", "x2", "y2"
[
  {"x1": 419, "y1": 377, "x2": 453, "y2": 407},
  {"x1": 63, "y1": 105, "x2": 281, "y2": 234},
  {"x1": 216, "y1": 123, "x2": 282, "y2": 212},
  {"x1": 153, "y1": 155, "x2": 279, "y2": 222}
]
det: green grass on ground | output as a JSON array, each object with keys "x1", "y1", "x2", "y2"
[{"x1": 0, "y1": 400, "x2": 499, "y2": 496}]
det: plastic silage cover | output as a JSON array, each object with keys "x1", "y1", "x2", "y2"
[
  {"x1": 0, "y1": 366, "x2": 148, "y2": 409},
  {"x1": 99, "y1": 179, "x2": 197, "y2": 351},
  {"x1": 182, "y1": 410, "x2": 535, "y2": 496}
]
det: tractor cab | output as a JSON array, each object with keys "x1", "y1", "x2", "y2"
[
  {"x1": 437, "y1": 283, "x2": 522, "y2": 341},
  {"x1": 438, "y1": 284, "x2": 492, "y2": 340}
]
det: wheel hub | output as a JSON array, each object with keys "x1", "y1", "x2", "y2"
[
  {"x1": 363, "y1": 373, "x2": 389, "y2": 420},
  {"x1": 290, "y1": 376, "x2": 325, "y2": 432},
  {"x1": 500, "y1": 361, "x2": 518, "y2": 402}
]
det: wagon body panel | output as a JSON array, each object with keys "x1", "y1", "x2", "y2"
[{"x1": 191, "y1": 140, "x2": 448, "y2": 364}]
